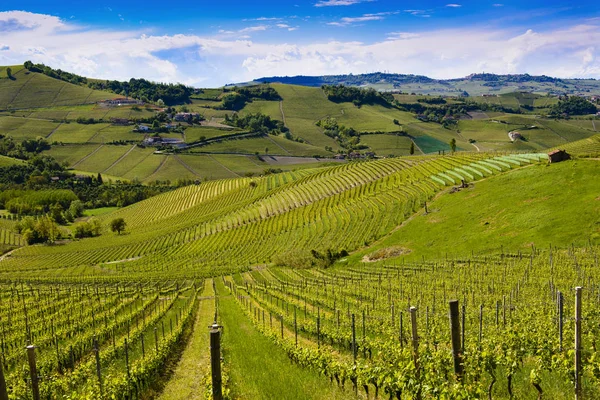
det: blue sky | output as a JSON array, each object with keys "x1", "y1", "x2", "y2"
[{"x1": 1, "y1": 1, "x2": 599, "y2": 86}]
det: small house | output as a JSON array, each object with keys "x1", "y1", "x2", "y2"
[
  {"x1": 548, "y1": 149, "x2": 570, "y2": 163},
  {"x1": 138, "y1": 125, "x2": 150, "y2": 132}
]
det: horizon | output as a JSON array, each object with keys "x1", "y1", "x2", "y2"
[{"x1": 1, "y1": 1, "x2": 599, "y2": 87}]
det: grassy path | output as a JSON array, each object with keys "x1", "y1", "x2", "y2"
[
  {"x1": 157, "y1": 280, "x2": 215, "y2": 400},
  {"x1": 215, "y1": 279, "x2": 353, "y2": 400}
]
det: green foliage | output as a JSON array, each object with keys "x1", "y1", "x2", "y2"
[
  {"x1": 316, "y1": 117, "x2": 362, "y2": 150},
  {"x1": 220, "y1": 85, "x2": 281, "y2": 111},
  {"x1": 322, "y1": 85, "x2": 393, "y2": 107},
  {"x1": 110, "y1": 217, "x2": 126, "y2": 234},
  {"x1": 549, "y1": 95, "x2": 598, "y2": 117},
  {"x1": 0, "y1": 135, "x2": 51, "y2": 160},
  {"x1": 225, "y1": 112, "x2": 287, "y2": 135},
  {"x1": 88, "y1": 78, "x2": 194, "y2": 105},
  {"x1": 74, "y1": 218, "x2": 102, "y2": 238},
  {"x1": 24, "y1": 60, "x2": 89, "y2": 85},
  {"x1": 16, "y1": 215, "x2": 60, "y2": 244},
  {"x1": 4, "y1": 189, "x2": 78, "y2": 215}
]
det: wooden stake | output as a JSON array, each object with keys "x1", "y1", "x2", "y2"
[
  {"x1": 449, "y1": 301, "x2": 463, "y2": 380},
  {"x1": 575, "y1": 287, "x2": 582, "y2": 400},
  {"x1": 26, "y1": 345, "x2": 40, "y2": 400}
]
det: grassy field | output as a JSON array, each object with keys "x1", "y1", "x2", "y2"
[
  {"x1": 360, "y1": 134, "x2": 416, "y2": 156},
  {"x1": 0, "y1": 66, "x2": 115, "y2": 110},
  {"x1": 350, "y1": 159, "x2": 600, "y2": 263},
  {"x1": 0, "y1": 155, "x2": 25, "y2": 167},
  {"x1": 215, "y1": 279, "x2": 352, "y2": 400}
]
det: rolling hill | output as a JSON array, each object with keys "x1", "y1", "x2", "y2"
[{"x1": 249, "y1": 72, "x2": 600, "y2": 96}]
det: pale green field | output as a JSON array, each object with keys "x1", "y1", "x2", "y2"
[
  {"x1": 360, "y1": 134, "x2": 416, "y2": 156},
  {"x1": 184, "y1": 127, "x2": 241, "y2": 142},
  {"x1": 50, "y1": 123, "x2": 111, "y2": 143},
  {"x1": 0, "y1": 116, "x2": 60, "y2": 139},
  {"x1": 45, "y1": 144, "x2": 101, "y2": 166},
  {"x1": 73, "y1": 145, "x2": 133, "y2": 172},
  {"x1": 239, "y1": 100, "x2": 282, "y2": 120},
  {"x1": 103, "y1": 146, "x2": 156, "y2": 177},
  {"x1": 0, "y1": 155, "x2": 25, "y2": 167}
]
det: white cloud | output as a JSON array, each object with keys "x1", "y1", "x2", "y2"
[
  {"x1": 1, "y1": 11, "x2": 600, "y2": 86},
  {"x1": 446, "y1": 4, "x2": 462, "y2": 8},
  {"x1": 314, "y1": 0, "x2": 373, "y2": 7},
  {"x1": 328, "y1": 11, "x2": 398, "y2": 26},
  {"x1": 493, "y1": 4, "x2": 504, "y2": 7}
]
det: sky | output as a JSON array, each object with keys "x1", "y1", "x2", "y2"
[{"x1": 1, "y1": 1, "x2": 599, "y2": 87}]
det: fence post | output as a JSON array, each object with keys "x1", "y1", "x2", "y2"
[
  {"x1": 449, "y1": 300, "x2": 464, "y2": 380},
  {"x1": 575, "y1": 287, "x2": 582, "y2": 400},
  {"x1": 210, "y1": 323, "x2": 223, "y2": 400},
  {"x1": 26, "y1": 345, "x2": 40, "y2": 400},
  {"x1": 410, "y1": 307, "x2": 419, "y2": 370},
  {"x1": 558, "y1": 291, "x2": 564, "y2": 352},
  {"x1": 478, "y1": 304, "x2": 483, "y2": 350},
  {"x1": 94, "y1": 336, "x2": 103, "y2": 396},
  {"x1": 351, "y1": 313, "x2": 356, "y2": 363},
  {"x1": 154, "y1": 327, "x2": 159, "y2": 352},
  {"x1": 280, "y1": 315, "x2": 284, "y2": 339},
  {"x1": 0, "y1": 355, "x2": 8, "y2": 400}
]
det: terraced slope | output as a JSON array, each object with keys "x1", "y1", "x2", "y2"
[
  {"x1": 0, "y1": 66, "x2": 115, "y2": 110},
  {"x1": 0, "y1": 153, "x2": 545, "y2": 278}
]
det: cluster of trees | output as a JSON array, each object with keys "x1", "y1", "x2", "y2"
[
  {"x1": 220, "y1": 85, "x2": 281, "y2": 111},
  {"x1": 310, "y1": 248, "x2": 349, "y2": 268},
  {"x1": 322, "y1": 85, "x2": 394, "y2": 107},
  {"x1": 74, "y1": 219, "x2": 102, "y2": 239},
  {"x1": 88, "y1": 78, "x2": 194, "y2": 106},
  {"x1": 316, "y1": 117, "x2": 365, "y2": 150},
  {"x1": 24, "y1": 61, "x2": 88, "y2": 85},
  {"x1": 1, "y1": 189, "x2": 78, "y2": 216},
  {"x1": 16, "y1": 216, "x2": 60, "y2": 245},
  {"x1": 417, "y1": 97, "x2": 447, "y2": 105},
  {"x1": 257, "y1": 72, "x2": 435, "y2": 87},
  {"x1": 224, "y1": 112, "x2": 288, "y2": 135},
  {"x1": 548, "y1": 95, "x2": 598, "y2": 118},
  {"x1": 0, "y1": 136, "x2": 51, "y2": 160}
]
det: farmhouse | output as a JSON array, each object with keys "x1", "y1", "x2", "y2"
[
  {"x1": 174, "y1": 112, "x2": 200, "y2": 122},
  {"x1": 548, "y1": 149, "x2": 570, "y2": 163}
]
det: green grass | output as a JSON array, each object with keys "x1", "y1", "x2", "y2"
[
  {"x1": 157, "y1": 281, "x2": 213, "y2": 400},
  {"x1": 350, "y1": 159, "x2": 600, "y2": 263},
  {"x1": 50, "y1": 122, "x2": 111, "y2": 143},
  {"x1": 0, "y1": 155, "x2": 25, "y2": 167},
  {"x1": 215, "y1": 279, "x2": 352, "y2": 400},
  {"x1": 239, "y1": 100, "x2": 282, "y2": 120},
  {"x1": 413, "y1": 135, "x2": 452, "y2": 153},
  {"x1": 82, "y1": 207, "x2": 120, "y2": 217},
  {"x1": 73, "y1": 145, "x2": 133, "y2": 172},
  {"x1": 360, "y1": 134, "x2": 416, "y2": 156},
  {"x1": 0, "y1": 116, "x2": 60, "y2": 140},
  {"x1": 0, "y1": 68, "x2": 114, "y2": 109},
  {"x1": 184, "y1": 127, "x2": 240, "y2": 143}
]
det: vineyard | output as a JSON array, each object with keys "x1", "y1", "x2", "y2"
[
  {"x1": 0, "y1": 138, "x2": 598, "y2": 398},
  {"x1": 0, "y1": 152, "x2": 549, "y2": 278}
]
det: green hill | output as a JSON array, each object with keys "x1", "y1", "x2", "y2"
[
  {"x1": 0, "y1": 65, "x2": 116, "y2": 110},
  {"x1": 3, "y1": 151, "x2": 577, "y2": 279},
  {"x1": 1, "y1": 63, "x2": 599, "y2": 185}
]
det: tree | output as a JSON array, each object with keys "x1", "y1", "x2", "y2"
[
  {"x1": 449, "y1": 138, "x2": 457, "y2": 153},
  {"x1": 110, "y1": 218, "x2": 126, "y2": 235},
  {"x1": 6, "y1": 67, "x2": 12, "y2": 79},
  {"x1": 97, "y1": 173, "x2": 103, "y2": 184},
  {"x1": 409, "y1": 142, "x2": 415, "y2": 155}
]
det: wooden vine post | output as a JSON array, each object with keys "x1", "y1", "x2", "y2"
[
  {"x1": 557, "y1": 291, "x2": 564, "y2": 352},
  {"x1": 351, "y1": 313, "x2": 357, "y2": 363},
  {"x1": 575, "y1": 287, "x2": 582, "y2": 400},
  {"x1": 0, "y1": 354, "x2": 8, "y2": 400},
  {"x1": 26, "y1": 345, "x2": 40, "y2": 400},
  {"x1": 93, "y1": 336, "x2": 103, "y2": 395},
  {"x1": 210, "y1": 323, "x2": 223, "y2": 400},
  {"x1": 449, "y1": 300, "x2": 464, "y2": 380},
  {"x1": 409, "y1": 306, "x2": 419, "y2": 370}
]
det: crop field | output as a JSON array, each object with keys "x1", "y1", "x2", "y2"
[
  {"x1": 184, "y1": 127, "x2": 241, "y2": 143},
  {"x1": 360, "y1": 134, "x2": 416, "y2": 156},
  {"x1": 0, "y1": 116, "x2": 60, "y2": 140},
  {"x1": 0, "y1": 67, "x2": 114, "y2": 110},
  {"x1": 0, "y1": 147, "x2": 598, "y2": 398}
]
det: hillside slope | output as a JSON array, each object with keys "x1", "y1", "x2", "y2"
[
  {"x1": 0, "y1": 152, "x2": 549, "y2": 278},
  {"x1": 0, "y1": 65, "x2": 116, "y2": 110}
]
